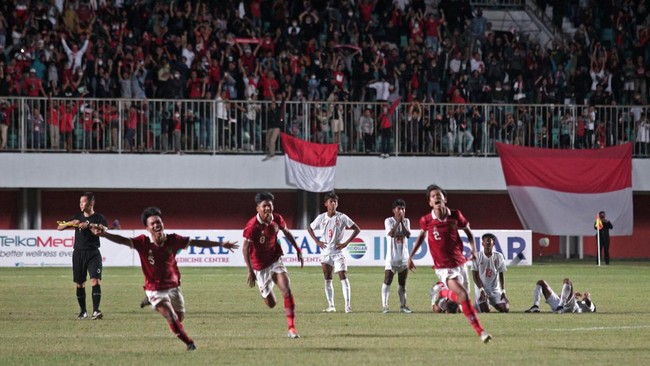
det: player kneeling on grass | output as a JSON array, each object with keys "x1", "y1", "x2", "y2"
[
  {"x1": 90, "y1": 207, "x2": 238, "y2": 351},
  {"x1": 243, "y1": 192, "x2": 304, "y2": 339},
  {"x1": 430, "y1": 281, "x2": 462, "y2": 313},
  {"x1": 471, "y1": 233, "x2": 509, "y2": 313},
  {"x1": 525, "y1": 278, "x2": 596, "y2": 314}
]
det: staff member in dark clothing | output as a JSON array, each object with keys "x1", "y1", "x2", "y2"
[
  {"x1": 263, "y1": 88, "x2": 290, "y2": 161},
  {"x1": 594, "y1": 211, "x2": 614, "y2": 265},
  {"x1": 58, "y1": 192, "x2": 108, "y2": 319}
]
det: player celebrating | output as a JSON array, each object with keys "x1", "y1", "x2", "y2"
[
  {"x1": 408, "y1": 184, "x2": 492, "y2": 343},
  {"x1": 525, "y1": 278, "x2": 596, "y2": 313},
  {"x1": 90, "y1": 207, "x2": 238, "y2": 351},
  {"x1": 242, "y1": 192, "x2": 304, "y2": 339},
  {"x1": 382, "y1": 199, "x2": 412, "y2": 313},
  {"x1": 472, "y1": 233, "x2": 509, "y2": 313},
  {"x1": 57, "y1": 192, "x2": 108, "y2": 320},
  {"x1": 308, "y1": 191, "x2": 361, "y2": 313},
  {"x1": 430, "y1": 281, "x2": 462, "y2": 313}
]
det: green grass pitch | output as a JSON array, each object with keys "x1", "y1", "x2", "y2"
[{"x1": 1, "y1": 262, "x2": 649, "y2": 365}]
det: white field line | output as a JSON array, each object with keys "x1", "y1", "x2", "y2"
[{"x1": 534, "y1": 325, "x2": 650, "y2": 332}]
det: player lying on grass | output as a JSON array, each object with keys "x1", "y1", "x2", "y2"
[
  {"x1": 430, "y1": 281, "x2": 462, "y2": 313},
  {"x1": 90, "y1": 207, "x2": 238, "y2": 350},
  {"x1": 525, "y1": 278, "x2": 596, "y2": 313}
]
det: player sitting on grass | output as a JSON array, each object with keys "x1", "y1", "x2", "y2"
[{"x1": 525, "y1": 278, "x2": 596, "y2": 313}]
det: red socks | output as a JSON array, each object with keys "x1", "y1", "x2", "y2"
[
  {"x1": 461, "y1": 299, "x2": 484, "y2": 335},
  {"x1": 284, "y1": 295, "x2": 296, "y2": 330},
  {"x1": 168, "y1": 318, "x2": 193, "y2": 345}
]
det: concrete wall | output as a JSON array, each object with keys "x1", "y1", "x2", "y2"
[{"x1": 3, "y1": 153, "x2": 650, "y2": 191}]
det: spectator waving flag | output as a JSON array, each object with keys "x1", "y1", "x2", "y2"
[
  {"x1": 497, "y1": 143, "x2": 633, "y2": 236},
  {"x1": 281, "y1": 133, "x2": 338, "y2": 192}
]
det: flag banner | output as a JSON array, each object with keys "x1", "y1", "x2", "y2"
[
  {"x1": 497, "y1": 143, "x2": 633, "y2": 236},
  {"x1": 595, "y1": 214, "x2": 603, "y2": 230},
  {"x1": 281, "y1": 133, "x2": 338, "y2": 192}
]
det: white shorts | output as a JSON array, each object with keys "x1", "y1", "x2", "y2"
[
  {"x1": 321, "y1": 252, "x2": 347, "y2": 273},
  {"x1": 254, "y1": 258, "x2": 288, "y2": 299},
  {"x1": 145, "y1": 287, "x2": 186, "y2": 313},
  {"x1": 435, "y1": 266, "x2": 470, "y2": 291},
  {"x1": 475, "y1": 288, "x2": 506, "y2": 307},
  {"x1": 385, "y1": 260, "x2": 408, "y2": 273},
  {"x1": 545, "y1": 291, "x2": 579, "y2": 313}
]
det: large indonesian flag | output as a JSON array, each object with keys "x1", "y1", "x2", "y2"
[
  {"x1": 281, "y1": 133, "x2": 338, "y2": 192},
  {"x1": 497, "y1": 143, "x2": 633, "y2": 236}
]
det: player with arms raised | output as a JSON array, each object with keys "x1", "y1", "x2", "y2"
[
  {"x1": 243, "y1": 191, "x2": 304, "y2": 339},
  {"x1": 408, "y1": 184, "x2": 492, "y2": 343},
  {"x1": 91, "y1": 207, "x2": 238, "y2": 350}
]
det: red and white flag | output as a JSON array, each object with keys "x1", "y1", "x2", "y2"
[
  {"x1": 497, "y1": 143, "x2": 633, "y2": 236},
  {"x1": 281, "y1": 133, "x2": 338, "y2": 192}
]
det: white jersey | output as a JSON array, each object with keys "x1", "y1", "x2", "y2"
[
  {"x1": 472, "y1": 251, "x2": 507, "y2": 296},
  {"x1": 310, "y1": 211, "x2": 356, "y2": 256},
  {"x1": 384, "y1": 217, "x2": 410, "y2": 267}
]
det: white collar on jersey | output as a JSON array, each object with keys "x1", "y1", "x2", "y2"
[
  {"x1": 147, "y1": 232, "x2": 167, "y2": 247},
  {"x1": 431, "y1": 207, "x2": 451, "y2": 221},
  {"x1": 256, "y1": 213, "x2": 274, "y2": 225}
]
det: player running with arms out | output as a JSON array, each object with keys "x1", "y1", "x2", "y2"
[
  {"x1": 242, "y1": 192, "x2": 304, "y2": 339},
  {"x1": 430, "y1": 281, "x2": 462, "y2": 313},
  {"x1": 90, "y1": 207, "x2": 238, "y2": 351},
  {"x1": 472, "y1": 233, "x2": 509, "y2": 313},
  {"x1": 382, "y1": 199, "x2": 412, "y2": 314},
  {"x1": 57, "y1": 192, "x2": 108, "y2": 320},
  {"x1": 525, "y1": 278, "x2": 596, "y2": 314},
  {"x1": 308, "y1": 191, "x2": 361, "y2": 314},
  {"x1": 408, "y1": 184, "x2": 492, "y2": 343}
]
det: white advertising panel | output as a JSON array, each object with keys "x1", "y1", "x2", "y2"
[{"x1": 1, "y1": 229, "x2": 531, "y2": 267}]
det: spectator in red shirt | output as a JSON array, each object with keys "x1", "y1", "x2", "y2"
[
  {"x1": 47, "y1": 99, "x2": 61, "y2": 149},
  {"x1": 24, "y1": 69, "x2": 46, "y2": 97},
  {"x1": 59, "y1": 101, "x2": 81, "y2": 152}
]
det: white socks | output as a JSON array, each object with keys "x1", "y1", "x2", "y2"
[
  {"x1": 398, "y1": 285, "x2": 406, "y2": 307},
  {"x1": 341, "y1": 279, "x2": 351, "y2": 308},
  {"x1": 381, "y1": 284, "x2": 390, "y2": 308},
  {"x1": 560, "y1": 283, "x2": 572, "y2": 305},
  {"x1": 325, "y1": 280, "x2": 334, "y2": 307},
  {"x1": 532, "y1": 285, "x2": 542, "y2": 307}
]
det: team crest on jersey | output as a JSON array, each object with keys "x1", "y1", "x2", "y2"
[
  {"x1": 449, "y1": 221, "x2": 457, "y2": 230},
  {"x1": 272, "y1": 223, "x2": 279, "y2": 232}
]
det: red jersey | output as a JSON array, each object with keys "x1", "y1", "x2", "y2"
[
  {"x1": 419, "y1": 208, "x2": 469, "y2": 269},
  {"x1": 48, "y1": 107, "x2": 60, "y2": 127},
  {"x1": 188, "y1": 78, "x2": 203, "y2": 99},
  {"x1": 23, "y1": 76, "x2": 43, "y2": 96},
  {"x1": 131, "y1": 233, "x2": 190, "y2": 291},
  {"x1": 126, "y1": 109, "x2": 137, "y2": 129},
  {"x1": 242, "y1": 213, "x2": 286, "y2": 270}
]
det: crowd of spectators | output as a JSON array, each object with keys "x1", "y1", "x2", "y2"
[{"x1": 0, "y1": 0, "x2": 648, "y2": 155}]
